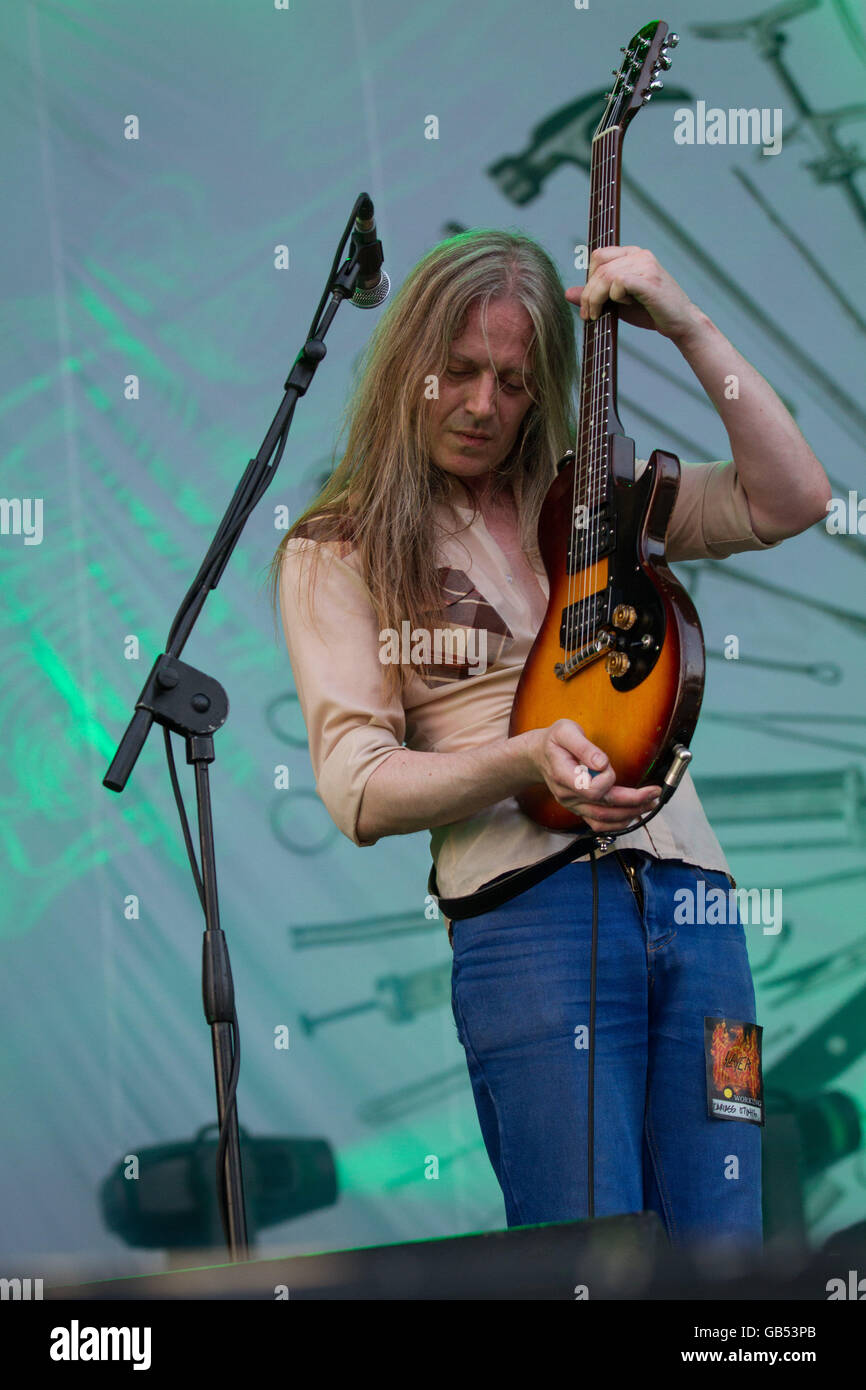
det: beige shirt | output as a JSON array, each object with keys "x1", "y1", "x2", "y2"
[{"x1": 278, "y1": 458, "x2": 781, "y2": 909}]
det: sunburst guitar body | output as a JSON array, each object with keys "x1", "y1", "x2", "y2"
[{"x1": 509, "y1": 442, "x2": 704, "y2": 831}]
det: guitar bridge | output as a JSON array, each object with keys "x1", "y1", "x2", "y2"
[{"x1": 554, "y1": 629, "x2": 614, "y2": 680}]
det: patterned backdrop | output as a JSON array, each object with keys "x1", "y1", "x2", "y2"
[{"x1": 2, "y1": 0, "x2": 865, "y2": 1277}]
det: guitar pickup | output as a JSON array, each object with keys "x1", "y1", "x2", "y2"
[
  {"x1": 567, "y1": 501, "x2": 616, "y2": 571},
  {"x1": 559, "y1": 587, "x2": 611, "y2": 650}
]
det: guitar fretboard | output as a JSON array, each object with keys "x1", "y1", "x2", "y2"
[{"x1": 575, "y1": 125, "x2": 622, "y2": 515}]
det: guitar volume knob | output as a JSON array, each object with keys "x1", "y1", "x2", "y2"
[
  {"x1": 612, "y1": 604, "x2": 637, "y2": 630},
  {"x1": 605, "y1": 651, "x2": 631, "y2": 676}
]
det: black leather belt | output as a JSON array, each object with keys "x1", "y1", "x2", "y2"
[{"x1": 444, "y1": 849, "x2": 736, "y2": 946}]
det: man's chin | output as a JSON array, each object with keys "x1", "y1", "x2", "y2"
[{"x1": 442, "y1": 441, "x2": 497, "y2": 470}]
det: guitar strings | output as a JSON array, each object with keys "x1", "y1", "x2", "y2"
[
  {"x1": 589, "y1": 129, "x2": 610, "y2": 653},
  {"x1": 570, "y1": 124, "x2": 614, "y2": 663},
  {"x1": 569, "y1": 125, "x2": 589, "y2": 656},
  {"x1": 595, "y1": 129, "x2": 615, "y2": 651},
  {"x1": 571, "y1": 128, "x2": 598, "y2": 658},
  {"x1": 589, "y1": 126, "x2": 608, "y2": 660},
  {"x1": 597, "y1": 128, "x2": 613, "y2": 642},
  {"x1": 570, "y1": 156, "x2": 587, "y2": 657}
]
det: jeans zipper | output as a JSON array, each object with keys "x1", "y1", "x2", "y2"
[{"x1": 614, "y1": 849, "x2": 644, "y2": 915}]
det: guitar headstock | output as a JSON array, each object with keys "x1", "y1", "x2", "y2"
[{"x1": 595, "y1": 21, "x2": 678, "y2": 138}]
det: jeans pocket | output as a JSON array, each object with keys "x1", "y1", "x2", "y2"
[
  {"x1": 450, "y1": 960, "x2": 465, "y2": 1044},
  {"x1": 701, "y1": 871, "x2": 751, "y2": 947}
]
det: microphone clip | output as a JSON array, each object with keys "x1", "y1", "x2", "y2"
[{"x1": 332, "y1": 195, "x2": 391, "y2": 308}]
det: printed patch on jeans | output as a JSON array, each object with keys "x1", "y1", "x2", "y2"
[{"x1": 704, "y1": 1017, "x2": 764, "y2": 1126}]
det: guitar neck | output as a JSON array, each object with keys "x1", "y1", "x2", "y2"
[{"x1": 576, "y1": 125, "x2": 624, "y2": 507}]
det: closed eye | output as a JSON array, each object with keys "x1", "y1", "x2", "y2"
[{"x1": 445, "y1": 366, "x2": 526, "y2": 394}]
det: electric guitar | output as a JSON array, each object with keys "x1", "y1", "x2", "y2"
[{"x1": 508, "y1": 20, "x2": 705, "y2": 832}]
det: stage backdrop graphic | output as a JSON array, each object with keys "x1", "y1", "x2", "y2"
[{"x1": 2, "y1": 0, "x2": 865, "y2": 1276}]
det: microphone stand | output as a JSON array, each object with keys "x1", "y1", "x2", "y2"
[{"x1": 103, "y1": 192, "x2": 381, "y2": 1261}]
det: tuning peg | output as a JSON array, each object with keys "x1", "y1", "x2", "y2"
[
  {"x1": 667, "y1": 32, "x2": 679, "y2": 47},
  {"x1": 658, "y1": 52, "x2": 673, "y2": 69},
  {"x1": 649, "y1": 79, "x2": 664, "y2": 91}
]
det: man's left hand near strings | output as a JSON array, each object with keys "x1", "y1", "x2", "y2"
[{"x1": 566, "y1": 246, "x2": 702, "y2": 344}]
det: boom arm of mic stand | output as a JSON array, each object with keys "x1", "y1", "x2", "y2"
[{"x1": 103, "y1": 263, "x2": 362, "y2": 795}]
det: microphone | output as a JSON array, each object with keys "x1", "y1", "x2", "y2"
[{"x1": 349, "y1": 195, "x2": 391, "y2": 309}]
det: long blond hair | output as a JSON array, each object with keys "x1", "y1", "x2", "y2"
[{"x1": 267, "y1": 228, "x2": 578, "y2": 695}]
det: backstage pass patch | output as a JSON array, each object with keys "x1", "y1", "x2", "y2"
[{"x1": 704, "y1": 1018, "x2": 764, "y2": 1126}]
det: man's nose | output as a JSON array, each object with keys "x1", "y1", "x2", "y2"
[{"x1": 464, "y1": 371, "x2": 498, "y2": 418}]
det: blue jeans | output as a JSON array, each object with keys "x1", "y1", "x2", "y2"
[{"x1": 450, "y1": 850, "x2": 763, "y2": 1249}]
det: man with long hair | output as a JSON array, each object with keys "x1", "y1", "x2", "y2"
[{"x1": 271, "y1": 229, "x2": 829, "y2": 1248}]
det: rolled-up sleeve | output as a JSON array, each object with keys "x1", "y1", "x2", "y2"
[
  {"x1": 278, "y1": 537, "x2": 405, "y2": 846},
  {"x1": 636, "y1": 457, "x2": 784, "y2": 562}
]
